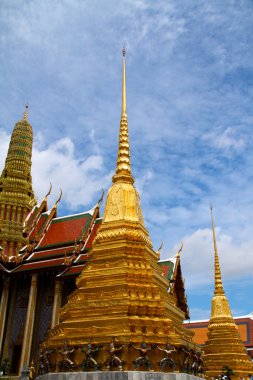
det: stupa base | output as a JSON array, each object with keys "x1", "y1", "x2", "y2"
[{"x1": 36, "y1": 372, "x2": 202, "y2": 380}]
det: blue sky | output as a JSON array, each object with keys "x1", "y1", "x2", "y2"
[{"x1": 0, "y1": 0, "x2": 253, "y2": 320}]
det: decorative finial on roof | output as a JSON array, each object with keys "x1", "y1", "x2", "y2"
[
  {"x1": 210, "y1": 206, "x2": 224, "y2": 296},
  {"x1": 157, "y1": 241, "x2": 163, "y2": 253},
  {"x1": 156, "y1": 241, "x2": 163, "y2": 259},
  {"x1": 177, "y1": 241, "x2": 183, "y2": 257},
  {"x1": 23, "y1": 103, "x2": 29, "y2": 121},
  {"x1": 97, "y1": 188, "x2": 104, "y2": 206},
  {"x1": 53, "y1": 189, "x2": 62, "y2": 208},
  {"x1": 112, "y1": 47, "x2": 134, "y2": 184},
  {"x1": 44, "y1": 182, "x2": 52, "y2": 201}
]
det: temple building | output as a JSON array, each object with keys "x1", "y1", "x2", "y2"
[
  {"x1": 2, "y1": 49, "x2": 251, "y2": 379},
  {"x1": 0, "y1": 50, "x2": 193, "y2": 376},
  {"x1": 0, "y1": 107, "x2": 103, "y2": 375}
]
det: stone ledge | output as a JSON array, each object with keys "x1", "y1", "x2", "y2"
[{"x1": 36, "y1": 372, "x2": 202, "y2": 380}]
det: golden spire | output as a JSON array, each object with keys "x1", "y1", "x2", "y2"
[
  {"x1": 204, "y1": 207, "x2": 253, "y2": 378},
  {"x1": 210, "y1": 206, "x2": 224, "y2": 296},
  {"x1": 112, "y1": 47, "x2": 134, "y2": 185},
  {"x1": 100, "y1": 48, "x2": 145, "y2": 225},
  {"x1": 23, "y1": 103, "x2": 29, "y2": 121},
  {"x1": 122, "y1": 46, "x2": 127, "y2": 115}
]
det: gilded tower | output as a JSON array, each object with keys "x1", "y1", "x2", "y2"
[
  {"x1": 204, "y1": 207, "x2": 253, "y2": 378},
  {"x1": 44, "y1": 49, "x2": 193, "y2": 371},
  {"x1": 0, "y1": 106, "x2": 36, "y2": 261}
]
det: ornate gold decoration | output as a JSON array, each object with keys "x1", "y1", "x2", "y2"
[
  {"x1": 102, "y1": 50, "x2": 144, "y2": 226},
  {"x1": 42, "y1": 49, "x2": 194, "y2": 371},
  {"x1": 0, "y1": 105, "x2": 36, "y2": 261},
  {"x1": 204, "y1": 207, "x2": 253, "y2": 379}
]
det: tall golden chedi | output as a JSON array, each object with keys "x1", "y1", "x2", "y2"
[
  {"x1": 45, "y1": 49, "x2": 194, "y2": 370},
  {"x1": 204, "y1": 207, "x2": 253, "y2": 379},
  {"x1": 0, "y1": 106, "x2": 36, "y2": 261}
]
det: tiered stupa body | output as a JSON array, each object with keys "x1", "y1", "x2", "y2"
[
  {"x1": 204, "y1": 208, "x2": 253, "y2": 378},
  {"x1": 45, "y1": 50, "x2": 194, "y2": 370},
  {"x1": 0, "y1": 107, "x2": 36, "y2": 260}
]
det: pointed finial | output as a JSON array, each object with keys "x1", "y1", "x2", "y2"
[
  {"x1": 210, "y1": 206, "x2": 224, "y2": 295},
  {"x1": 53, "y1": 189, "x2": 62, "y2": 208},
  {"x1": 44, "y1": 182, "x2": 52, "y2": 201},
  {"x1": 112, "y1": 47, "x2": 133, "y2": 184},
  {"x1": 156, "y1": 241, "x2": 163, "y2": 259},
  {"x1": 177, "y1": 241, "x2": 183, "y2": 257},
  {"x1": 23, "y1": 103, "x2": 29, "y2": 121},
  {"x1": 122, "y1": 46, "x2": 127, "y2": 115},
  {"x1": 97, "y1": 188, "x2": 104, "y2": 206},
  {"x1": 157, "y1": 241, "x2": 163, "y2": 253}
]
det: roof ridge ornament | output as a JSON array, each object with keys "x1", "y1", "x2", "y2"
[
  {"x1": 97, "y1": 188, "x2": 104, "y2": 206},
  {"x1": 53, "y1": 189, "x2": 62, "y2": 209},
  {"x1": 44, "y1": 183, "x2": 52, "y2": 202},
  {"x1": 177, "y1": 241, "x2": 183, "y2": 257},
  {"x1": 156, "y1": 241, "x2": 163, "y2": 260},
  {"x1": 157, "y1": 241, "x2": 163, "y2": 253}
]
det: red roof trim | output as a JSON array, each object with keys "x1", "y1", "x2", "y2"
[
  {"x1": 58, "y1": 264, "x2": 84, "y2": 278},
  {"x1": 29, "y1": 246, "x2": 75, "y2": 262},
  {"x1": 13, "y1": 257, "x2": 66, "y2": 272}
]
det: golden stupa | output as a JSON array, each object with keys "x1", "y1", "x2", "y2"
[
  {"x1": 204, "y1": 207, "x2": 253, "y2": 379},
  {"x1": 44, "y1": 49, "x2": 194, "y2": 371}
]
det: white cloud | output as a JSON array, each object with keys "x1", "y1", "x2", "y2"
[
  {"x1": 135, "y1": 169, "x2": 154, "y2": 195},
  {"x1": 170, "y1": 227, "x2": 253, "y2": 290},
  {"x1": 32, "y1": 136, "x2": 112, "y2": 210},
  {"x1": 0, "y1": 130, "x2": 112, "y2": 211},
  {"x1": 202, "y1": 127, "x2": 245, "y2": 151},
  {"x1": 0, "y1": 130, "x2": 10, "y2": 164}
]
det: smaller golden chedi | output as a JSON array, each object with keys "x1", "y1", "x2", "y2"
[{"x1": 204, "y1": 207, "x2": 253, "y2": 379}]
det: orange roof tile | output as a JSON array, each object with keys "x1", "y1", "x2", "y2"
[{"x1": 38, "y1": 212, "x2": 92, "y2": 248}]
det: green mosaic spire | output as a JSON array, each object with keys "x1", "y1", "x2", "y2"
[{"x1": 0, "y1": 106, "x2": 36, "y2": 260}]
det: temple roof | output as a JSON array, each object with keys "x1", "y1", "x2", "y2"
[
  {"x1": 0, "y1": 198, "x2": 102, "y2": 276},
  {"x1": 158, "y1": 253, "x2": 190, "y2": 320},
  {"x1": 37, "y1": 211, "x2": 94, "y2": 248},
  {"x1": 0, "y1": 201, "x2": 189, "y2": 308}
]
